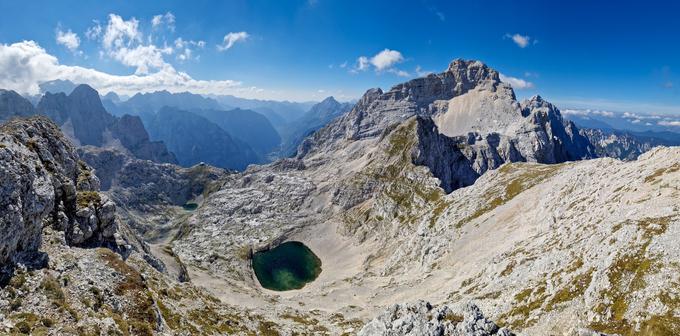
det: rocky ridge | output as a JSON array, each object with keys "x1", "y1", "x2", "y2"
[
  {"x1": 359, "y1": 301, "x2": 514, "y2": 336},
  {"x1": 168, "y1": 59, "x2": 680, "y2": 335}
]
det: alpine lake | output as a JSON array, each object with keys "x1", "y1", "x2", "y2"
[{"x1": 252, "y1": 241, "x2": 322, "y2": 291}]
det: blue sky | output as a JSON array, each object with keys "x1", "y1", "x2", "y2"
[{"x1": 0, "y1": 0, "x2": 679, "y2": 115}]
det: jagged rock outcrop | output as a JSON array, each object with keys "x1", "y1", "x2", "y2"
[
  {"x1": 299, "y1": 60, "x2": 594, "y2": 194},
  {"x1": 0, "y1": 116, "x2": 125, "y2": 266},
  {"x1": 359, "y1": 301, "x2": 514, "y2": 336},
  {"x1": 37, "y1": 85, "x2": 115, "y2": 147}
]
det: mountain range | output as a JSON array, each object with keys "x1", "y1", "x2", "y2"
[
  {"x1": 1, "y1": 85, "x2": 176, "y2": 164},
  {"x1": 1, "y1": 59, "x2": 679, "y2": 335}
]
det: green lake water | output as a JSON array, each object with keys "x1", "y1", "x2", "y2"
[
  {"x1": 252, "y1": 241, "x2": 322, "y2": 291},
  {"x1": 182, "y1": 202, "x2": 198, "y2": 211}
]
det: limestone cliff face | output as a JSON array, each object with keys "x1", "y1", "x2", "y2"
[
  {"x1": 0, "y1": 116, "x2": 325, "y2": 335},
  {"x1": 299, "y1": 60, "x2": 593, "y2": 194},
  {"x1": 0, "y1": 116, "x2": 124, "y2": 266}
]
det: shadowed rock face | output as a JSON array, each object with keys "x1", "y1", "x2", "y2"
[
  {"x1": 144, "y1": 107, "x2": 259, "y2": 170},
  {"x1": 32, "y1": 84, "x2": 176, "y2": 163},
  {"x1": 108, "y1": 114, "x2": 177, "y2": 164},
  {"x1": 0, "y1": 116, "x2": 126, "y2": 266},
  {"x1": 190, "y1": 107, "x2": 282, "y2": 158},
  {"x1": 38, "y1": 85, "x2": 115, "y2": 147},
  {"x1": 0, "y1": 89, "x2": 37, "y2": 122},
  {"x1": 280, "y1": 96, "x2": 353, "y2": 157}
]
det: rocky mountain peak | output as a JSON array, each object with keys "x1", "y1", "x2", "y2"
[
  {"x1": 382, "y1": 59, "x2": 505, "y2": 108},
  {"x1": 320, "y1": 96, "x2": 339, "y2": 105},
  {"x1": 68, "y1": 84, "x2": 106, "y2": 110},
  {"x1": 446, "y1": 58, "x2": 501, "y2": 82},
  {"x1": 0, "y1": 89, "x2": 37, "y2": 122}
]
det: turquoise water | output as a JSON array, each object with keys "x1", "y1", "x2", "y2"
[
  {"x1": 182, "y1": 202, "x2": 198, "y2": 211},
  {"x1": 252, "y1": 241, "x2": 322, "y2": 291}
]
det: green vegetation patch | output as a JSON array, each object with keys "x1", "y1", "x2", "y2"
[
  {"x1": 76, "y1": 191, "x2": 101, "y2": 208},
  {"x1": 457, "y1": 163, "x2": 563, "y2": 227}
]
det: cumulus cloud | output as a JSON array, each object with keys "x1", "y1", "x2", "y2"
[
  {"x1": 217, "y1": 32, "x2": 249, "y2": 51},
  {"x1": 353, "y1": 49, "x2": 407, "y2": 75},
  {"x1": 91, "y1": 14, "x2": 176, "y2": 74},
  {"x1": 56, "y1": 28, "x2": 80, "y2": 51},
  {"x1": 505, "y1": 33, "x2": 532, "y2": 48},
  {"x1": 370, "y1": 49, "x2": 404, "y2": 70},
  {"x1": 0, "y1": 40, "x2": 245, "y2": 97},
  {"x1": 102, "y1": 14, "x2": 142, "y2": 49},
  {"x1": 499, "y1": 73, "x2": 534, "y2": 89},
  {"x1": 389, "y1": 69, "x2": 410, "y2": 77},
  {"x1": 110, "y1": 45, "x2": 173, "y2": 74}
]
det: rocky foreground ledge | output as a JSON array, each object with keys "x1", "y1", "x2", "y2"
[{"x1": 359, "y1": 301, "x2": 514, "y2": 336}]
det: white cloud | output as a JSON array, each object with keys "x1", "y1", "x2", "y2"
[
  {"x1": 370, "y1": 49, "x2": 404, "y2": 70},
  {"x1": 389, "y1": 68, "x2": 410, "y2": 77},
  {"x1": 56, "y1": 29, "x2": 80, "y2": 51},
  {"x1": 217, "y1": 32, "x2": 249, "y2": 51},
  {"x1": 102, "y1": 14, "x2": 141, "y2": 49},
  {"x1": 499, "y1": 73, "x2": 534, "y2": 89},
  {"x1": 339, "y1": 61, "x2": 347, "y2": 68},
  {"x1": 0, "y1": 40, "x2": 246, "y2": 97},
  {"x1": 353, "y1": 49, "x2": 407, "y2": 75},
  {"x1": 174, "y1": 38, "x2": 205, "y2": 49},
  {"x1": 173, "y1": 38, "x2": 205, "y2": 62},
  {"x1": 152, "y1": 12, "x2": 175, "y2": 31},
  {"x1": 561, "y1": 109, "x2": 615, "y2": 117},
  {"x1": 659, "y1": 120, "x2": 680, "y2": 127},
  {"x1": 85, "y1": 20, "x2": 102, "y2": 40},
  {"x1": 505, "y1": 33, "x2": 531, "y2": 48},
  {"x1": 110, "y1": 45, "x2": 173, "y2": 74}
]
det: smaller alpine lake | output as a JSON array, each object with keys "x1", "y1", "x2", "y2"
[{"x1": 252, "y1": 241, "x2": 322, "y2": 291}]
